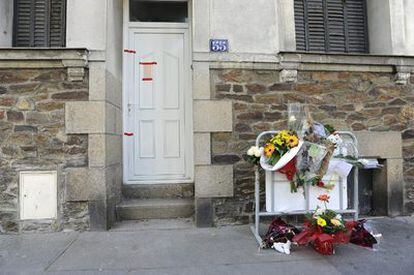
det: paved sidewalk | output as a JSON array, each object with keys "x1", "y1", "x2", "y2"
[{"x1": 1, "y1": 217, "x2": 414, "y2": 274}]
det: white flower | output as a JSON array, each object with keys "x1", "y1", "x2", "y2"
[
  {"x1": 288, "y1": 115, "x2": 297, "y2": 122},
  {"x1": 247, "y1": 146, "x2": 262, "y2": 157},
  {"x1": 314, "y1": 207, "x2": 325, "y2": 217},
  {"x1": 327, "y1": 134, "x2": 343, "y2": 145},
  {"x1": 335, "y1": 214, "x2": 342, "y2": 220},
  {"x1": 247, "y1": 147, "x2": 255, "y2": 156},
  {"x1": 255, "y1": 147, "x2": 263, "y2": 158}
]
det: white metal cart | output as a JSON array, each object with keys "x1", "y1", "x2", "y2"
[{"x1": 250, "y1": 131, "x2": 359, "y2": 245}]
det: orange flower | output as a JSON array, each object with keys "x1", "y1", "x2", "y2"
[
  {"x1": 288, "y1": 135, "x2": 299, "y2": 148},
  {"x1": 317, "y1": 194, "x2": 330, "y2": 203},
  {"x1": 264, "y1": 143, "x2": 275, "y2": 157}
]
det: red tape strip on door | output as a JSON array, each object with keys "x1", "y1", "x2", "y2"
[{"x1": 124, "y1": 49, "x2": 136, "y2": 54}]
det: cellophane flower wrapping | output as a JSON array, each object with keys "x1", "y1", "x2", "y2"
[
  {"x1": 296, "y1": 142, "x2": 328, "y2": 175},
  {"x1": 287, "y1": 103, "x2": 307, "y2": 137},
  {"x1": 261, "y1": 218, "x2": 300, "y2": 249},
  {"x1": 293, "y1": 202, "x2": 354, "y2": 255},
  {"x1": 349, "y1": 219, "x2": 381, "y2": 251}
]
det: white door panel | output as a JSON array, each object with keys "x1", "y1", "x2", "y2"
[{"x1": 124, "y1": 29, "x2": 190, "y2": 183}]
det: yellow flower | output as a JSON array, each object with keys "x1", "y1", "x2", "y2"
[
  {"x1": 264, "y1": 143, "x2": 275, "y2": 157},
  {"x1": 317, "y1": 217, "x2": 327, "y2": 227},
  {"x1": 274, "y1": 138, "x2": 282, "y2": 146},
  {"x1": 288, "y1": 135, "x2": 299, "y2": 148},
  {"x1": 270, "y1": 135, "x2": 283, "y2": 146},
  {"x1": 280, "y1": 131, "x2": 290, "y2": 141},
  {"x1": 330, "y1": 219, "x2": 342, "y2": 227}
]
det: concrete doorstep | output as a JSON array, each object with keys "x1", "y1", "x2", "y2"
[{"x1": 0, "y1": 217, "x2": 414, "y2": 274}]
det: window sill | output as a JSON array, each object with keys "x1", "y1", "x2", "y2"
[
  {"x1": 0, "y1": 48, "x2": 88, "y2": 61},
  {"x1": 0, "y1": 48, "x2": 89, "y2": 81},
  {"x1": 278, "y1": 51, "x2": 414, "y2": 84},
  {"x1": 279, "y1": 51, "x2": 414, "y2": 70}
]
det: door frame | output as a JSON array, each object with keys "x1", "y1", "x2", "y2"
[{"x1": 122, "y1": 0, "x2": 194, "y2": 184}]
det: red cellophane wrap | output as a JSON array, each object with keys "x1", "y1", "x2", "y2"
[
  {"x1": 262, "y1": 218, "x2": 300, "y2": 248},
  {"x1": 349, "y1": 220, "x2": 378, "y2": 249},
  {"x1": 293, "y1": 220, "x2": 354, "y2": 255},
  {"x1": 278, "y1": 157, "x2": 297, "y2": 181}
]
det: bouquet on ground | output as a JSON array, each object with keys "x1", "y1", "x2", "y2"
[
  {"x1": 261, "y1": 218, "x2": 300, "y2": 254},
  {"x1": 293, "y1": 194, "x2": 354, "y2": 255},
  {"x1": 349, "y1": 219, "x2": 382, "y2": 250},
  {"x1": 263, "y1": 210, "x2": 383, "y2": 256}
]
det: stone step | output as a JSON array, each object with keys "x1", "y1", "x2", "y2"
[
  {"x1": 122, "y1": 183, "x2": 194, "y2": 199},
  {"x1": 110, "y1": 218, "x2": 194, "y2": 232},
  {"x1": 116, "y1": 198, "x2": 194, "y2": 220}
]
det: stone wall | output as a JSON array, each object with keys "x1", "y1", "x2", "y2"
[
  {"x1": 211, "y1": 69, "x2": 414, "y2": 225},
  {"x1": 0, "y1": 68, "x2": 89, "y2": 233}
]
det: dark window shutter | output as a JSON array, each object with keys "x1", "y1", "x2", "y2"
[
  {"x1": 50, "y1": 0, "x2": 66, "y2": 47},
  {"x1": 294, "y1": 0, "x2": 368, "y2": 53},
  {"x1": 345, "y1": 0, "x2": 368, "y2": 53},
  {"x1": 326, "y1": 0, "x2": 346, "y2": 52},
  {"x1": 294, "y1": 0, "x2": 306, "y2": 51},
  {"x1": 13, "y1": 0, "x2": 66, "y2": 47},
  {"x1": 13, "y1": 0, "x2": 32, "y2": 47},
  {"x1": 33, "y1": 0, "x2": 49, "y2": 47},
  {"x1": 306, "y1": 0, "x2": 326, "y2": 52}
]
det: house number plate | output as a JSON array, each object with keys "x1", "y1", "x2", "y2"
[{"x1": 210, "y1": 39, "x2": 229, "y2": 52}]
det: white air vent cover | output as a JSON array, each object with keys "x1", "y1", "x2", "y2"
[{"x1": 20, "y1": 171, "x2": 57, "y2": 220}]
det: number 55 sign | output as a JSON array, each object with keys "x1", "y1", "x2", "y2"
[{"x1": 210, "y1": 39, "x2": 229, "y2": 52}]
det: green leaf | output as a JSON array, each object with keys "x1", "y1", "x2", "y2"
[{"x1": 324, "y1": 124, "x2": 336, "y2": 134}]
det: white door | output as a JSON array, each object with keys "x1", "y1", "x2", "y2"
[{"x1": 124, "y1": 28, "x2": 192, "y2": 183}]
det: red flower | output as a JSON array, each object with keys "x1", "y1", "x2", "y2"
[
  {"x1": 317, "y1": 181, "x2": 325, "y2": 188},
  {"x1": 317, "y1": 194, "x2": 330, "y2": 203}
]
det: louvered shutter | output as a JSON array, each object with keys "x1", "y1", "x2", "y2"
[
  {"x1": 294, "y1": 0, "x2": 306, "y2": 51},
  {"x1": 327, "y1": 0, "x2": 346, "y2": 52},
  {"x1": 345, "y1": 0, "x2": 368, "y2": 53},
  {"x1": 13, "y1": 0, "x2": 32, "y2": 47},
  {"x1": 33, "y1": 0, "x2": 49, "y2": 47},
  {"x1": 294, "y1": 0, "x2": 368, "y2": 53},
  {"x1": 50, "y1": 0, "x2": 66, "y2": 47},
  {"x1": 13, "y1": 0, "x2": 66, "y2": 47},
  {"x1": 306, "y1": 0, "x2": 326, "y2": 52}
]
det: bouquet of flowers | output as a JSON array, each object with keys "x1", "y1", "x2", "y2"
[
  {"x1": 260, "y1": 130, "x2": 303, "y2": 184},
  {"x1": 293, "y1": 194, "x2": 354, "y2": 255},
  {"x1": 260, "y1": 218, "x2": 301, "y2": 254},
  {"x1": 349, "y1": 219, "x2": 381, "y2": 250},
  {"x1": 264, "y1": 130, "x2": 299, "y2": 165},
  {"x1": 245, "y1": 130, "x2": 302, "y2": 184}
]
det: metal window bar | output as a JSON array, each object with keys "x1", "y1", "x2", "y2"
[{"x1": 250, "y1": 130, "x2": 359, "y2": 246}]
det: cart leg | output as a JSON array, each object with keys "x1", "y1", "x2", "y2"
[
  {"x1": 353, "y1": 167, "x2": 359, "y2": 220},
  {"x1": 250, "y1": 167, "x2": 262, "y2": 246},
  {"x1": 250, "y1": 224, "x2": 263, "y2": 246},
  {"x1": 254, "y1": 168, "x2": 260, "y2": 242}
]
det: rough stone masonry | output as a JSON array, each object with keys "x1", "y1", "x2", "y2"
[
  {"x1": 0, "y1": 68, "x2": 89, "y2": 233},
  {"x1": 211, "y1": 69, "x2": 414, "y2": 225}
]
